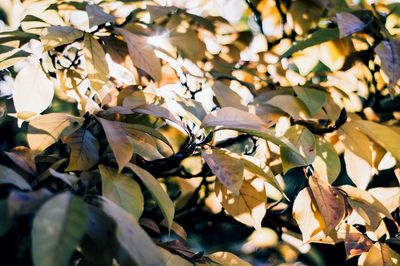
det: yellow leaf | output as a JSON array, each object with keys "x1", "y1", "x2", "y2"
[
  {"x1": 340, "y1": 185, "x2": 393, "y2": 231},
  {"x1": 97, "y1": 118, "x2": 133, "y2": 172},
  {"x1": 211, "y1": 81, "x2": 246, "y2": 110},
  {"x1": 359, "y1": 243, "x2": 400, "y2": 266},
  {"x1": 202, "y1": 107, "x2": 267, "y2": 130},
  {"x1": 83, "y1": 33, "x2": 109, "y2": 91},
  {"x1": 115, "y1": 28, "x2": 161, "y2": 82},
  {"x1": 215, "y1": 177, "x2": 266, "y2": 230},
  {"x1": 339, "y1": 123, "x2": 372, "y2": 164},
  {"x1": 208, "y1": 252, "x2": 251, "y2": 266},
  {"x1": 40, "y1": 26, "x2": 83, "y2": 51},
  {"x1": 319, "y1": 39, "x2": 349, "y2": 71},
  {"x1": 267, "y1": 95, "x2": 311, "y2": 120},
  {"x1": 292, "y1": 187, "x2": 325, "y2": 242},
  {"x1": 368, "y1": 187, "x2": 400, "y2": 213},
  {"x1": 344, "y1": 148, "x2": 373, "y2": 189},
  {"x1": 287, "y1": 0, "x2": 323, "y2": 35},
  {"x1": 349, "y1": 120, "x2": 400, "y2": 163},
  {"x1": 13, "y1": 59, "x2": 54, "y2": 114},
  {"x1": 202, "y1": 148, "x2": 244, "y2": 196},
  {"x1": 28, "y1": 113, "x2": 83, "y2": 153}
]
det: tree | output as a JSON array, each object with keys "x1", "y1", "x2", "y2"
[{"x1": 0, "y1": 0, "x2": 399, "y2": 265}]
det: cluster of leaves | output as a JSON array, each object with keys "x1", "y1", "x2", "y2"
[{"x1": 0, "y1": 0, "x2": 399, "y2": 265}]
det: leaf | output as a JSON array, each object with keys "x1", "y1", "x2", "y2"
[
  {"x1": 208, "y1": 252, "x2": 251, "y2": 266},
  {"x1": 336, "y1": 12, "x2": 366, "y2": 38},
  {"x1": 338, "y1": 224, "x2": 373, "y2": 259},
  {"x1": 86, "y1": 4, "x2": 116, "y2": 28},
  {"x1": 126, "y1": 163, "x2": 174, "y2": 230},
  {"x1": 202, "y1": 107, "x2": 267, "y2": 130},
  {"x1": 281, "y1": 28, "x2": 340, "y2": 58},
  {"x1": 48, "y1": 169, "x2": 79, "y2": 187},
  {"x1": 169, "y1": 29, "x2": 206, "y2": 62},
  {"x1": 102, "y1": 35, "x2": 135, "y2": 73},
  {"x1": 267, "y1": 95, "x2": 311, "y2": 120},
  {"x1": 97, "y1": 118, "x2": 133, "y2": 172},
  {"x1": 338, "y1": 122, "x2": 372, "y2": 164},
  {"x1": 64, "y1": 127, "x2": 99, "y2": 171},
  {"x1": 215, "y1": 177, "x2": 266, "y2": 230},
  {"x1": 201, "y1": 148, "x2": 244, "y2": 196},
  {"x1": 313, "y1": 137, "x2": 341, "y2": 184},
  {"x1": 284, "y1": 125, "x2": 316, "y2": 163},
  {"x1": 5, "y1": 146, "x2": 36, "y2": 175},
  {"x1": 0, "y1": 164, "x2": 31, "y2": 191},
  {"x1": 13, "y1": 59, "x2": 54, "y2": 114},
  {"x1": 287, "y1": 0, "x2": 323, "y2": 35},
  {"x1": 375, "y1": 39, "x2": 400, "y2": 91},
  {"x1": 123, "y1": 128, "x2": 164, "y2": 160},
  {"x1": 100, "y1": 197, "x2": 166, "y2": 266},
  {"x1": 115, "y1": 28, "x2": 161, "y2": 81},
  {"x1": 344, "y1": 148, "x2": 373, "y2": 189},
  {"x1": 340, "y1": 185, "x2": 393, "y2": 231},
  {"x1": 0, "y1": 50, "x2": 31, "y2": 70},
  {"x1": 349, "y1": 120, "x2": 400, "y2": 162},
  {"x1": 160, "y1": 248, "x2": 193, "y2": 266},
  {"x1": 28, "y1": 113, "x2": 84, "y2": 152},
  {"x1": 40, "y1": 26, "x2": 83, "y2": 51},
  {"x1": 99, "y1": 165, "x2": 144, "y2": 220},
  {"x1": 224, "y1": 127, "x2": 308, "y2": 173},
  {"x1": 293, "y1": 86, "x2": 327, "y2": 116},
  {"x1": 359, "y1": 243, "x2": 400, "y2": 266},
  {"x1": 211, "y1": 81, "x2": 246, "y2": 110},
  {"x1": 32, "y1": 193, "x2": 88, "y2": 266},
  {"x1": 132, "y1": 104, "x2": 185, "y2": 130},
  {"x1": 83, "y1": 33, "x2": 109, "y2": 91},
  {"x1": 159, "y1": 220, "x2": 187, "y2": 240},
  {"x1": 368, "y1": 187, "x2": 400, "y2": 213},
  {"x1": 308, "y1": 174, "x2": 346, "y2": 235},
  {"x1": 293, "y1": 187, "x2": 326, "y2": 242}
]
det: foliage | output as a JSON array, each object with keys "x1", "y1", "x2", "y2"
[{"x1": 0, "y1": 0, "x2": 400, "y2": 265}]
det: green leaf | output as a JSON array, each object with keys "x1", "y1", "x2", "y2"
[
  {"x1": 97, "y1": 118, "x2": 133, "y2": 172},
  {"x1": 64, "y1": 127, "x2": 99, "y2": 171},
  {"x1": 0, "y1": 200, "x2": 11, "y2": 236},
  {"x1": 83, "y1": 33, "x2": 109, "y2": 91},
  {"x1": 349, "y1": 120, "x2": 400, "y2": 162},
  {"x1": 313, "y1": 137, "x2": 341, "y2": 184},
  {"x1": 281, "y1": 28, "x2": 340, "y2": 58},
  {"x1": 99, "y1": 165, "x2": 144, "y2": 220},
  {"x1": 293, "y1": 86, "x2": 327, "y2": 116},
  {"x1": 284, "y1": 125, "x2": 316, "y2": 163},
  {"x1": 0, "y1": 164, "x2": 31, "y2": 190},
  {"x1": 225, "y1": 127, "x2": 308, "y2": 173},
  {"x1": 267, "y1": 95, "x2": 311, "y2": 120},
  {"x1": 100, "y1": 197, "x2": 166, "y2": 266},
  {"x1": 126, "y1": 163, "x2": 174, "y2": 230},
  {"x1": 32, "y1": 193, "x2": 88, "y2": 266}
]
